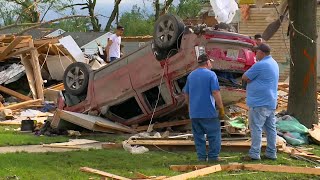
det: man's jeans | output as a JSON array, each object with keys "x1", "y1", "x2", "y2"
[
  {"x1": 249, "y1": 107, "x2": 277, "y2": 159},
  {"x1": 110, "y1": 57, "x2": 118, "y2": 62},
  {"x1": 191, "y1": 118, "x2": 221, "y2": 161}
]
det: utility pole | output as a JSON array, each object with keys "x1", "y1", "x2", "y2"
[{"x1": 287, "y1": 0, "x2": 318, "y2": 128}]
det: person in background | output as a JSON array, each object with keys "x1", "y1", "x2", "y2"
[
  {"x1": 183, "y1": 53, "x2": 225, "y2": 162},
  {"x1": 254, "y1": 34, "x2": 264, "y2": 46},
  {"x1": 105, "y1": 25, "x2": 124, "y2": 63},
  {"x1": 242, "y1": 43, "x2": 279, "y2": 161}
]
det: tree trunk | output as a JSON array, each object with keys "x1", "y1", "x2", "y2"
[
  {"x1": 287, "y1": 0, "x2": 318, "y2": 128},
  {"x1": 155, "y1": 0, "x2": 160, "y2": 20},
  {"x1": 160, "y1": 0, "x2": 174, "y2": 15},
  {"x1": 105, "y1": 0, "x2": 121, "y2": 32},
  {"x1": 115, "y1": 0, "x2": 119, "y2": 25},
  {"x1": 88, "y1": 0, "x2": 100, "y2": 31}
]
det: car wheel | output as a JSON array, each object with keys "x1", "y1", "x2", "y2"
[
  {"x1": 154, "y1": 14, "x2": 185, "y2": 49},
  {"x1": 63, "y1": 62, "x2": 91, "y2": 95}
]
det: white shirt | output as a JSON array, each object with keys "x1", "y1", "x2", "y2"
[{"x1": 108, "y1": 34, "x2": 121, "y2": 58}]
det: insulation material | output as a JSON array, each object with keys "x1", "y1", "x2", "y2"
[
  {"x1": 0, "y1": 64, "x2": 25, "y2": 85},
  {"x1": 59, "y1": 35, "x2": 87, "y2": 63}
]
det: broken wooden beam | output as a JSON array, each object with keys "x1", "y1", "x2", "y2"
[
  {"x1": 135, "y1": 120, "x2": 191, "y2": 132},
  {"x1": 170, "y1": 163, "x2": 320, "y2": 176},
  {"x1": 80, "y1": 167, "x2": 131, "y2": 180},
  {"x1": 126, "y1": 139, "x2": 279, "y2": 152},
  {"x1": 243, "y1": 164, "x2": 320, "y2": 175},
  {"x1": 164, "y1": 165, "x2": 221, "y2": 180},
  {"x1": 0, "y1": 85, "x2": 32, "y2": 101},
  {"x1": 0, "y1": 99, "x2": 42, "y2": 111},
  {"x1": 0, "y1": 36, "x2": 25, "y2": 60},
  {"x1": 170, "y1": 164, "x2": 244, "y2": 172},
  {"x1": 29, "y1": 40, "x2": 44, "y2": 100},
  {"x1": 20, "y1": 53, "x2": 37, "y2": 99}
]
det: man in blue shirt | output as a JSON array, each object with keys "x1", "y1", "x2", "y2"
[
  {"x1": 242, "y1": 43, "x2": 279, "y2": 161},
  {"x1": 183, "y1": 53, "x2": 225, "y2": 162}
]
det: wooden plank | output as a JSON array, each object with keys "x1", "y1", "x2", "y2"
[
  {"x1": 0, "y1": 36, "x2": 25, "y2": 60},
  {"x1": 278, "y1": 86, "x2": 289, "y2": 93},
  {"x1": 56, "y1": 110, "x2": 126, "y2": 133},
  {"x1": 309, "y1": 124, "x2": 320, "y2": 144},
  {"x1": 80, "y1": 167, "x2": 131, "y2": 180},
  {"x1": 95, "y1": 121, "x2": 136, "y2": 134},
  {"x1": 126, "y1": 139, "x2": 278, "y2": 152},
  {"x1": 0, "y1": 99, "x2": 42, "y2": 111},
  {"x1": 164, "y1": 165, "x2": 222, "y2": 180},
  {"x1": 47, "y1": 83, "x2": 64, "y2": 91},
  {"x1": 29, "y1": 40, "x2": 44, "y2": 100},
  {"x1": 243, "y1": 164, "x2": 320, "y2": 175},
  {"x1": 20, "y1": 54, "x2": 37, "y2": 99},
  {"x1": 135, "y1": 120, "x2": 191, "y2": 132},
  {"x1": 0, "y1": 85, "x2": 32, "y2": 101},
  {"x1": 170, "y1": 164, "x2": 244, "y2": 172},
  {"x1": 1, "y1": 47, "x2": 34, "y2": 60}
]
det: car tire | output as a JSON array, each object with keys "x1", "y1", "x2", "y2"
[
  {"x1": 63, "y1": 62, "x2": 91, "y2": 96},
  {"x1": 154, "y1": 14, "x2": 185, "y2": 49}
]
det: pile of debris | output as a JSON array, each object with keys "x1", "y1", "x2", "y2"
[{"x1": 0, "y1": 35, "x2": 96, "y2": 131}]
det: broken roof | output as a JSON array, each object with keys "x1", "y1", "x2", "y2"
[
  {"x1": 61, "y1": 32, "x2": 106, "y2": 47},
  {"x1": 0, "y1": 27, "x2": 59, "y2": 39}
]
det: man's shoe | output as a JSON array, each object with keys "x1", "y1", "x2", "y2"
[
  {"x1": 261, "y1": 155, "x2": 277, "y2": 160},
  {"x1": 241, "y1": 155, "x2": 260, "y2": 161}
]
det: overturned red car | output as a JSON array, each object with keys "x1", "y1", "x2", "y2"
[{"x1": 58, "y1": 14, "x2": 256, "y2": 126}]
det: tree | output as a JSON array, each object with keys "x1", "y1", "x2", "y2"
[
  {"x1": 105, "y1": 0, "x2": 122, "y2": 32},
  {"x1": 0, "y1": 2, "x2": 16, "y2": 26},
  {"x1": 60, "y1": 0, "x2": 101, "y2": 32},
  {"x1": 154, "y1": 0, "x2": 160, "y2": 20},
  {"x1": 119, "y1": 5, "x2": 154, "y2": 36},
  {"x1": 287, "y1": 0, "x2": 318, "y2": 128},
  {"x1": 174, "y1": 0, "x2": 201, "y2": 19},
  {"x1": 49, "y1": 17, "x2": 90, "y2": 32}
]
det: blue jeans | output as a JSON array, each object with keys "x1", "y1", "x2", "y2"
[
  {"x1": 191, "y1": 118, "x2": 221, "y2": 161},
  {"x1": 110, "y1": 57, "x2": 118, "y2": 62},
  {"x1": 249, "y1": 107, "x2": 277, "y2": 159}
]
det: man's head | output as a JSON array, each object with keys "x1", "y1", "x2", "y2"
[
  {"x1": 197, "y1": 53, "x2": 214, "y2": 69},
  {"x1": 255, "y1": 43, "x2": 271, "y2": 61},
  {"x1": 254, "y1": 34, "x2": 263, "y2": 45},
  {"x1": 116, "y1": 25, "x2": 124, "y2": 36}
]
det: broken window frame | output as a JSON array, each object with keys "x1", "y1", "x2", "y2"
[
  {"x1": 140, "y1": 83, "x2": 173, "y2": 113},
  {"x1": 106, "y1": 96, "x2": 146, "y2": 122}
]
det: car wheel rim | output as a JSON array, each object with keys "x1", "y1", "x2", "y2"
[
  {"x1": 66, "y1": 67, "x2": 85, "y2": 90},
  {"x1": 156, "y1": 19, "x2": 175, "y2": 43}
]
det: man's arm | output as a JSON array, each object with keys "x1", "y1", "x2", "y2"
[
  {"x1": 105, "y1": 39, "x2": 113, "y2": 62},
  {"x1": 212, "y1": 90, "x2": 223, "y2": 109},
  {"x1": 184, "y1": 93, "x2": 190, "y2": 113}
]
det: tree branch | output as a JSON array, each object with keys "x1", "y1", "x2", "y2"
[
  {"x1": 17, "y1": 15, "x2": 90, "y2": 35},
  {"x1": 40, "y1": 1, "x2": 55, "y2": 22},
  {"x1": 161, "y1": 0, "x2": 174, "y2": 15}
]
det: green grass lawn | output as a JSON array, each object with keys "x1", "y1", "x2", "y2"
[
  {"x1": 0, "y1": 149, "x2": 319, "y2": 180},
  {"x1": 0, "y1": 125, "x2": 319, "y2": 179}
]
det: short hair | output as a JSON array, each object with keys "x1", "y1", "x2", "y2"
[
  {"x1": 254, "y1": 34, "x2": 262, "y2": 39},
  {"x1": 116, "y1": 25, "x2": 124, "y2": 30}
]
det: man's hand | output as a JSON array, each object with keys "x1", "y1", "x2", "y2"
[{"x1": 218, "y1": 107, "x2": 225, "y2": 120}]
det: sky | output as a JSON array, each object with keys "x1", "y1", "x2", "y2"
[{"x1": 45, "y1": 0, "x2": 179, "y2": 28}]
